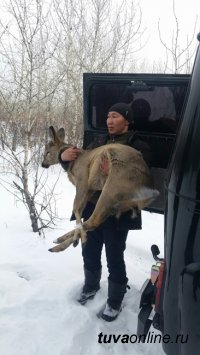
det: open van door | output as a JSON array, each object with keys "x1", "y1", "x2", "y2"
[{"x1": 83, "y1": 73, "x2": 190, "y2": 213}]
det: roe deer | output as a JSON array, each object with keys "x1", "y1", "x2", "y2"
[{"x1": 42, "y1": 126, "x2": 159, "y2": 252}]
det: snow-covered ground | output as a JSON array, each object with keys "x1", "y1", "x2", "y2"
[{"x1": 0, "y1": 166, "x2": 165, "y2": 355}]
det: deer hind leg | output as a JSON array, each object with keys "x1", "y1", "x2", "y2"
[
  {"x1": 113, "y1": 187, "x2": 160, "y2": 219},
  {"x1": 50, "y1": 193, "x2": 156, "y2": 253},
  {"x1": 82, "y1": 183, "x2": 117, "y2": 233},
  {"x1": 116, "y1": 197, "x2": 154, "y2": 220},
  {"x1": 81, "y1": 176, "x2": 156, "y2": 230}
]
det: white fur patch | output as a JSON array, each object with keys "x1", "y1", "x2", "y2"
[
  {"x1": 75, "y1": 223, "x2": 83, "y2": 229},
  {"x1": 132, "y1": 187, "x2": 159, "y2": 201}
]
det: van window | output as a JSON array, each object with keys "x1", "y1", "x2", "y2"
[{"x1": 90, "y1": 83, "x2": 187, "y2": 134}]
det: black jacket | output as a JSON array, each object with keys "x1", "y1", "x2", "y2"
[
  {"x1": 87, "y1": 131, "x2": 152, "y2": 165},
  {"x1": 59, "y1": 130, "x2": 152, "y2": 230}
]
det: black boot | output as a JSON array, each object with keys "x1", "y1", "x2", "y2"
[
  {"x1": 101, "y1": 279, "x2": 128, "y2": 322},
  {"x1": 78, "y1": 268, "x2": 101, "y2": 305}
]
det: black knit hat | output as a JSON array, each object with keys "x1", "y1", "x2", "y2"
[{"x1": 108, "y1": 102, "x2": 133, "y2": 123}]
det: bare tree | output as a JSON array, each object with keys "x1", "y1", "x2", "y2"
[
  {"x1": 0, "y1": 0, "x2": 63, "y2": 234},
  {"x1": 54, "y1": 0, "x2": 142, "y2": 73},
  {"x1": 0, "y1": 0, "x2": 146, "y2": 233},
  {"x1": 52, "y1": 0, "x2": 146, "y2": 143},
  {"x1": 158, "y1": 0, "x2": 198, "y2": 74},
  {"x1": 0, "y1": 144, "x2": 61, "y2": 235}
]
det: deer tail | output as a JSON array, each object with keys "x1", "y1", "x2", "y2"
[{"x1": 98, "y1": 148, "x2": 113, "y2": 175}]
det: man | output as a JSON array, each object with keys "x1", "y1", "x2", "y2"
[{"x1": 59, "y1": 102, "x2": 151, "y2": 322}]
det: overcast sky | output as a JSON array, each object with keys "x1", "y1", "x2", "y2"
[{"x1": 139, "y1": 0, "x2": 200, "y2": 69}]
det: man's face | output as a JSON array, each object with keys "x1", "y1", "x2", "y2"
[{"x1": 107, "y1": 111, "x2": 129, "y2": 135}]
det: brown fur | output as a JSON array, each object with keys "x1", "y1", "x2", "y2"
[{"x1": 42, "y1": 126, "x2": 159, "y2": 252}]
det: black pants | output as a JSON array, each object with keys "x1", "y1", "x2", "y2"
[{"x1": 82, "y1": 215, "x2": 128, "y2": 285}]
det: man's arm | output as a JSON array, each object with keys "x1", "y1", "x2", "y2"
[{"x1": 58, "y1": 147, "x2": 81, "y2": 171}]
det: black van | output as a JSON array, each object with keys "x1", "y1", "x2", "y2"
[{"x1": 83, "y1": 33, "x2": 200, "y2": 355}]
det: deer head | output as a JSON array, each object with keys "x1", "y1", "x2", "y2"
[{"x1": 42, "y1": 126, "x2": 70, "y2": 168}]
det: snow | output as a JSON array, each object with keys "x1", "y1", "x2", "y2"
[{"x1": 0, "y1": 165, "x2": 165, "y2": 355}]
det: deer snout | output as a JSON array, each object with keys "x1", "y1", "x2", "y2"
[{"x1": 41, "y1": 162, "x2": 50, "y2": 168}]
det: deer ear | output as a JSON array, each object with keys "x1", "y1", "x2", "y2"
[
  {"x1": 57, "y1": 128, "x2": 65, "y2": 141},
  {"x1": 49, "y1": 126, "x2": 56, "y2": 141}
]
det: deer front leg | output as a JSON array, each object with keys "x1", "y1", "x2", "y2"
[
  {"x1": 50, "y1": 228, "x2": 80, "y2": 252},
  {"x1": 50, "y1": 181, "x2": 89, "y2": 252},
  {"x1": 70, "y1": 222, "x2": 87, "y2": 247},
  {"x1": 49, "y1": 236, "x2": 74, "y2": 252},
  {"x1": 72, "y1": 184, "x2": 89, "y2": 245}
]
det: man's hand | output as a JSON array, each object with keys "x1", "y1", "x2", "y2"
[
  {"x1": 100, "y1": 159, "x2": 109, "y2": 175},
  {"x1": 61, "y1": 147, "x2": 81, "y2": 161}
]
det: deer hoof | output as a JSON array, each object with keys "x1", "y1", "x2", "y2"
[{"x1": 73, "y1": 239, "x2": 79, "y2": 247}]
